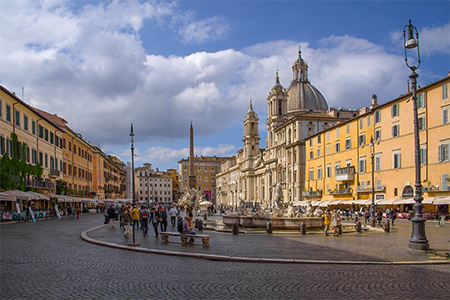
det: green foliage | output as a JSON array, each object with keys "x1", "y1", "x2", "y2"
[{"x1": 0, "y1": 133, "x2": 43, "y2": 191}]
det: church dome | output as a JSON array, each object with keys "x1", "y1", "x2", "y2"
[{"x1": 286, "y1": 49, "x2": 328, "y2": 113}]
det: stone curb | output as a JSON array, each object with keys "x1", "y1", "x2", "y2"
[{"x1": 81, "y1": 225, "x2": 450, "y2": 265}]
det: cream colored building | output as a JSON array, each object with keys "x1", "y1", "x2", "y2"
[
  {"x1": 135, "y1": 163, "x2": 173, "y2": 205},
  {"x1": 216, "y1": 50, "x2": 349, "y2": 207},
  {"x1": 304, "y1": 74, "x2": 450, "y2": 212}
]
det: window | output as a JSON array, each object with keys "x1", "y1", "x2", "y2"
[
  {"x1": 38, "y1": 125, "x2": 44, "y2": 138},
  {"x1": 15, "y1": 110, "x2": 20, "y2": 127},
  {"x1": 26, "y1": 147, "x2": 30, "y2": 163},
  {"x1": 309, "y1": 139, "x2": 313, "y2": 146},
  {"x1": 443, "y1": 83, "x2": 449, "y2": 100},
  {"x1": 335, "y1": 142, "x2": 340, "y2": 153},
  {"x1": 326, "y1": 144, "x2": 330, "y2": 154},
  {"x1": 358, "y1": 158, "x2": 366, "y2": 173},
  {"x1": 317, "y1": 147, "x2": 321, "y2": 157},
  {"x1": 317, "y1": 167, "x2": 322, "y2": 179},
  {"x1": 32, "y1": 149, "x2": 37, "y2": 164},
  {"x1": 326, "y1": 132, "x2": 330, "y2": 141},
  {"x1": 418, "y1": 117, "x2": 425, "y2": 130},
  {"x1": 392, "y1": 124, "x2": 400, "y2": 137},
  {"x1": 326, "y1": 165, "x2": 331, "y2": 178},
  {"x1": 309, "y1": 150, "x2": 313, "y2": 159},
  {"x1": 334, "y1": 163, "x2": 341, "y2": 176},
  {"x1": 317, "y1": 135, "x2": 321, "y2": 144},
  {"x1": 50, "y1": 132, "x2": 54, "y2": 144},
  {"x1": 24, "y1": 115, "x2": 28, "y2": 131},
  {"x1": 44, "y1": 129, "x2": 48, "y2": 141},
  {"x1": 374, "y1": 111, "x2": 381, "y2": 123},
  {"x1": 39, "y1": 152, "x2": 43, "y2": 166},
  {"x1": 345, "y1": 138, "x2": 351, "y2": 150},
  {"x1": 375, "y1": 154, "x2": 381, "y2": 171},
  {"x1": 438, "y1": 143, "x2": 450, "y2": 162},
  {"x1": 346, "y1": 124, "x2": 350, "y2": 134},
  {"x1": 309, "y1": 169, "x2": 314, "y2": 180},
  {"x1": 420, "y1": 148, "x2": 427, "y2": 165},
  {"x1": 443, "y1": 174, "x2": 449, "y2": 190},
  {"x1": 336, "y1": 128, "x2": 339, "y2": 138},
  {"x1": 391, "y1": 104, "x2": 399, "y2": 117},
  {"x1": 417, "y1": 93, "x2": 424, "y2": 108},
  {"x1": 367, "y1": 115, "x2": 371, "y2": 127},
  {"x1": 6, "y1": 104, "x2": 11, "y2": 122},
  {"x1": 359, "y1": 118, "x2": 363, "y2": 130},
  {"x1": 0, "y1": 99, "x2": 2, "y2": 118},
  {"x1": 358, "y1": 134, "x2": 365, "y2": 146},
  {"x1": 393, "y1": 153, "x2": 401, "y2": 169},
  {"x1": 0, "y1": 136, "x2": 5, "y2": 155},
  {"x1": 32, "y1": 120, "x2": 36, "y2": 135},
  {"x1": 443, "y1": 109, "x2": 449, "y2": 124},
  {"x1": 374, "y1": 129, "x2": 381, "y2": 142}
]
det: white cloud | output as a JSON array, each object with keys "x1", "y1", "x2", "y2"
[{"x1": 178, "y1": 15, "x2": 231, "y2": 45}]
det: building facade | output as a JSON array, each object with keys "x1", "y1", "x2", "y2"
[
  {"x1": 216, "y1": 50, "x2": 348, "y2": 207},
  {"x1": 178, "y1": 156, "x2": 228, "y2": 204},
  {"x1": 304, "y1": 75, "x2": 450, "y2": 210},
  {"x1": 135, "y1": 163, "x2": 173, "y2": 205}
]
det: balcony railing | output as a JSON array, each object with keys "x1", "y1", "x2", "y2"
[
  {"x1": 303, "y1": 191, "x2": 322, "y2": 197},
  {"x1": 356, "y1": 185, "x2": 386, "y2": 193},
  {"x1": 50, "y1": 169, "x2": 60, "y2": 177},
  {"x1": 329, "y1": 188, "x2": 353, "y2": 195},
  {"x1": 25, "y1": 176, "x2": 55, "y2": 190},
  {"x1": 335, "y1": 166, "x2": 355, "y2": 181}
]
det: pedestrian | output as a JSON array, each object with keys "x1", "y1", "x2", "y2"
[
  {"x1": 181, "y1": 216, "x2": 196, "y2": 244},
  {"x1": 168, "y1": 205, "x2": 178, "y2": 227},
  {"x1": 131, "y1": 205, "x2": 140, "y2": 230},
  {"x1": 96, "y1": 205, "x2": 99, "y2": 214},
  {"x1": 376, "y1": 209, "x2": 383, "y2": 225},
  {"x1": 364, "y1": 209, "x2": 369, "y2": 224},
  {"x1": 331, "y1": 209, "x2": 341, "y2": 237},
  {"x1": 149, "y1": 207, "x2": 160, "y2": 237},
  {"x1": 119, "y1": 204, "x2": 126, "y2": 229},
  {"x1": 107, "y1": 205, "x2": 116, "y2": 229},
  {"x1": 67, "y1": 206, "x2": 72, "y2": 219},
  {"x1": 159, "y1": 206, "x2": 168, "y2": 232},
  {"x1": 323, "y1": 208, "x2": 331, "y2": 236},
  {"x1": 390, "y1": 208, "x2": 397, "y2": 226},
  {"x1": 75, "y1": 207, "x2": 81, "y2": 219},
  {"x1": 141, "y1": 206, "x2": 149, "y2": 236}
]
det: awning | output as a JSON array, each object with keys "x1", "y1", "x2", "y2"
[
  {"x1": 433, "y1": 196, "x2": 450, "y2": 205},
  {"x1": 328, "y1": 200, "x2": 342, "y2": 206},
  {"x1": 0, "y1": 193, "x2": 17, "y2": 202},
  {"x1": 1, "y1": 190, "x2": 35, "y2": 200},
  {"x1": 376, "y1": 198, "x2": 396, "y2": 205},
  {"x1": 393, "y1": 198, "x2": 415, "y2": 205},
  {"x1": 318, "y1": 200, "x2": 331, "y2": 207},
  {"x1": 25, "y1": 191, "x2": 50, "y2": 201}
]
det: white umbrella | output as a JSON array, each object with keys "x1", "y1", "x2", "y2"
[{"x1": 199, "y1": 200, "x2": 213, "y2": 206}]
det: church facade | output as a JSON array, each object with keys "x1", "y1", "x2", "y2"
[{"x1": 216, "y1": 50, "x2": 347, "y2": 207}]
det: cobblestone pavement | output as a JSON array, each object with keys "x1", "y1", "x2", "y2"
[{"x1": 1, "y1": 214, "x2": 449, "y2": 300}]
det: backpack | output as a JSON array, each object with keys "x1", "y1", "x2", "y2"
[
  {"x1": 177, "y1": 217, "x2": 183, "y2": 233},
  {"x1": 142, "y1": 210, "x2": 148, "y2": 218}
]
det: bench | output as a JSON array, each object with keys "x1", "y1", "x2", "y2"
[{"x1": 160, "y1": 232, "x2": 211, "y2": 247}]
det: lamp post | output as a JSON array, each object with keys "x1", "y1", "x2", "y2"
[
  {"x1": 128, "y1": 123, "x2": 139, "y2": 246},
  {"x1": 370, "y1": 136, "x2": 376, "y2": 227},
  {"x1": 403, "y1": 19, "x2": 429, "y2": 250}
]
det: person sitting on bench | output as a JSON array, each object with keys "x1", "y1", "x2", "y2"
[{"x1": 181, "y1": 216, "x2": 196, "y2": 244}]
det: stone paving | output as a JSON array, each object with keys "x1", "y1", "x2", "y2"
[{"x1": 1, "y1": 213, "x2": 449, "y2": 300}]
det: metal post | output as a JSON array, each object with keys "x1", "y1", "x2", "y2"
[
  {"x1": 128, "y1": 124, "x2": 139, "y2": 246},
  {"x1": 403, "y1": 20, "x2": 429, "y2": 250}
]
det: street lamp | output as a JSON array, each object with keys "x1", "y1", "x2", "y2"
[
  {"x1": 369, "y1": 136, "x2": 376, "y2": 227},
  {"x1": 130, "y1": 124, "x2": 136, "y2": 205},
  {"x1": 403, "y1": 19, "x2": 429, "y2": 250}
]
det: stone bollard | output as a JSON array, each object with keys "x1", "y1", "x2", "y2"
[
  {"x1": 355, "y1": 221, "x2": 361, "y2": 233},
  {"x1": 232, "y1": 222, "x2": 239, "y2": 235},
  {"x1": 383, "y1": 219, "x2": 390, "y2": 232},
  {"x1": 338, "y1": 224, "x2": 342, "y2": 235},
  {"x1": 266, "y1": 221, "x2": 273, "y2": 234},
  {"x1": 198, "y1": 220, "x2": 203, "y2": 231},
  {"x1": 203, "y1": 213, "x2": 207, "y2": 221},
  {"x1": 354, "y1": 215, "x2": 359, "y2": 223},
  {"x1": 194, "y1": 218, "x2": 199, "y2": 229},
  {"x1": 300, "y1": 223, "x2": 306, "y2": 235},
  {"x1": 370, "y1": 217, "x2": 376, "y2": 228}
]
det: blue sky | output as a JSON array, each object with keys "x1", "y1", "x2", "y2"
[{"x1": 1, "y1": 0, "x2": 449, "y2": 171}]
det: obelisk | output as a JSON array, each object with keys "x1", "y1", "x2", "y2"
[{"x1": 188, "y1": 121, "x2": 196, "y2": 189}]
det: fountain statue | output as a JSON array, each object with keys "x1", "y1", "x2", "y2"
[
  {"x1": 179, "y1": 188, "x2": 202, "y2": 210},
  {"x1": 238, "y1": 199, "x2": 247, "y2": 216}
]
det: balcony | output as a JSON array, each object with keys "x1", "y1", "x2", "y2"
[
  {"x1": 49, "y1": 169, "x2": 61, "y2": 177},
  {"x1": 335, "y1": 166, "x2": 355, "y2": 181},
  {"x1": 356, "y1": 185, "x2": 386, "y2": 193},
  {"x1": 25, "y1": 176, "x2": 55, "y2": 190},
  {"x1": 329, "y1": 188, "x2": 353, "y2": 195},
  {"x1": 303, "y1": 191, "x2": 322, "y2": 198}
]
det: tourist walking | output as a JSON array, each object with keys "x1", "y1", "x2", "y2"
[
  {"x1": 107, "y1": 205, "x2": 116, "y2": 229},
  {"x1": 67, "y1": 206, "x2": 73, "y2": 219},
  {"x1": 75, "y1": 207, "x2": 81, "y2": 219},
  {"x1": 131, "y1": 205, "x2": 140, "y2": 230},
  {"x1": 140, "y1": 206, "x2": 149, "y2": 236},
  {"x1": 364, "y1": 209, "x2": 370, "y2": 224},
  {"x1": 390, "y1": 208, "x2": 397, "y2": 226},
  {"x1": 168, "y1": 205, "x2": 178, "y2": 227},
  {"x1": 331, "y1": 209, "x2": 341, "y2": 237},
  {"x1": 149, "y1": 207, "x2": 160, "y2": 237},
  {"x1": 159, "y1": 206, "x2": 168, "y2": 232},
  {"x1": 323, "y1": 208, "x2": 331, "y2": 236}
]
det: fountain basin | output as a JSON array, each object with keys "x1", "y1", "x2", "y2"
[{"x1": 223, "y1": 215, "x2": 323, "y2": 229}]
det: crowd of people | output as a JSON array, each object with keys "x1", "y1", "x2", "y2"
[{"x1": 103, "y1": 203, "x2": 200, "y2": 240}]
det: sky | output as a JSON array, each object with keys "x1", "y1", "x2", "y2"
[{"x1": 1, "y1": 0, "x2": 449, "y2": 171}]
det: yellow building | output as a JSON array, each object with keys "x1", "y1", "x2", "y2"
[
  {"x1": 1, "y1": 86, "x2": 63, "y2": 197},
  {"x1": 178, "y1": 156, "x2": 228, "y2": 204},
  {"x1": 305, "y1": 75, "x2": 450, "y2": 213}
]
